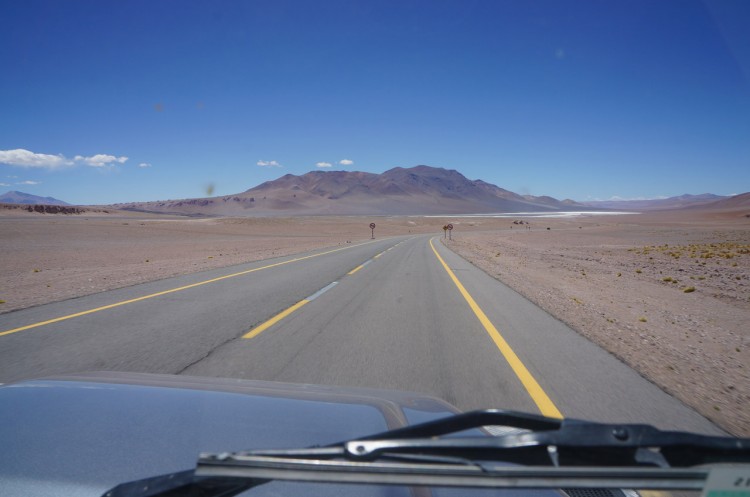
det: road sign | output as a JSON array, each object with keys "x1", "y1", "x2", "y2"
[
  {"x1": 447, "y1": 224, "x2": 453, "y2": 230},
  {"x1": 370, "y1": 223, "x2": 376, "y2": 229}
]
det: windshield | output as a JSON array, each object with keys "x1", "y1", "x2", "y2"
[{"x1": 0, "y1": 1, "x2": 748, "y2": 495}]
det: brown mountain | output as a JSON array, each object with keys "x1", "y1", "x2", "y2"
[
  {"x1": 0, "y1": 190, "x2": 70, "y2": 206},
  {"x1": 687, "y1": 192, "x2": 750, "y2": 216},
  {"x1": 702, "y1": 192, "x2": 750, "y2": 209},
  {"x1": 114, "y1": 165, "x2": 588, "y2": 216}
]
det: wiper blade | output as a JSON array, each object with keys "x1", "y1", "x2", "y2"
[
  {"x1": 100, "y1": 469, "x2": 259, "y2": 497},
  {"x1": 102, "y1": 410, "x2": 750, "y2": 496},
  {"x1": 195, "y1": 410, "x2": 750, "y2": 490}
]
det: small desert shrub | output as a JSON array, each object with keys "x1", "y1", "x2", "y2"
[{"x1": 683, "y1": 286, "x2": 696, "y2": 293}]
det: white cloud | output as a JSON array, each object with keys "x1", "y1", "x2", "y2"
[
  {"x1": 316, "y1": 162, "x2": 332, "y2": 168},
  {"x1": 339, "y1": 159, "x2": 353, "y2": 166},
  {"x1": 257, "y1": 160, "x2": 282, "y2": 167},
  {"x1": 138, "y1": 162, "x2": 152, "y2": 168},
  {"x1": 0, "y1": 182, "x2": 10, "y2": 187},
  {"x1": 0, "y1": 149, "x2": 73, "y2": 170},
  {"x1": 75, "y1": 154, "x2": 128, "y2": 167},
  {"x1": 17, "y1": 180, "x2": 41, "y2": 185}
]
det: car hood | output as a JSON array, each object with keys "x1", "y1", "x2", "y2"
[{"x1": 0, "y1": 371, "x2": 461, "y2": 497}]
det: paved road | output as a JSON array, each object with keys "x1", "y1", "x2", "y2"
[{"x1": 0, "y1": 234, "x2": 722, "y2": 434}]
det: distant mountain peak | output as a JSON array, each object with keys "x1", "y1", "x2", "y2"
[
  {"x1": 0, "y1": 190, "x2": 70, "y2": 206},
  {"x1": 582, "y1": 193, "x2": 728, "y2": 211},
  {"x1": 116, "y1": 164, "x2": 588, "y2": 216}
]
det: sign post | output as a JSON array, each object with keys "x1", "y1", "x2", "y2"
[
  {"x1": 447, "y1": 223, "x2": 453, "y2": 240},
  {"x1": 369, "y1": 223, "x2": 376, "y2": 239},
  {"x1": 443, "y1": 225, "x2": 448, "y2": 239}
]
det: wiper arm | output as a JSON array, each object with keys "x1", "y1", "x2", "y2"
[
  {"x1": 196, "y1": 410, "x2": 750, "y2": 490},
  {"x1": 333, "y1": 413, "x2": 748, "y2": 468},
  {"x1": 102, "y1": 410, "x2": 750, "y2": 496}
]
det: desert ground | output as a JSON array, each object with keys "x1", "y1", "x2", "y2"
[{"x1": 1, "y1": 208, "x2": 748, "y2": 435}]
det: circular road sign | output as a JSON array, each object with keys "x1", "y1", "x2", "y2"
[
  {"x1": 447, "y1": 224, "x2": 454, "y2": 230},
  {"x1": 369, "y1": 223, "x2": 376, "y2": 229}
]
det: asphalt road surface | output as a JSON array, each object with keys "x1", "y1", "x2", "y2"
[{"x1": 0, "y1": 235, "x2": 723, "y2": 434}]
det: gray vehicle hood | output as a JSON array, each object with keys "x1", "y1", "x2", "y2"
[{"x1": 0, "y1": 371, "x2": 461, "y2": 497}]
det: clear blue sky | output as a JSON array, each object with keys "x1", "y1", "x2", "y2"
[{"x1": 1, "y1": 0, "x2": 748, "y2": 205}]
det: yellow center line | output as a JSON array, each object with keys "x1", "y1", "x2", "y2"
[
  {"x1": 0, "y1": 240, "x2": 380, "y2": 338},
  {"x1": 243, "y1": 300, "x2": 309, "y2": 339},
  {"x1": 245, "y1": 240, "x2": 403, "y2": 339},
  {"x1": 347, "y1": 264, "x2": 365, "y2": 275},
  {"x1": 429, "y1": 238, "x2": 563, "y2": 419}
]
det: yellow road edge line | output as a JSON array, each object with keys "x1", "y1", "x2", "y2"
[
  {"x1": 0, "y1": 240, "x2": 380, "y2": 338},
  {"x1": 429, "y1": 238, "x2": 564, "y2": 419},
  {"x1": 242, "y1": 299, "x2": 309, "y2": 339}
]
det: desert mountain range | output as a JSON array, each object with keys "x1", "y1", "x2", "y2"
[
  {"x1": 3, "y1": 165, "x2": 748, "y2": 216},
  {"x1": 582, "y1": 194, "x2": 728, "y2": 211},
  {"x1": 114, "y1": 165, "x2": 586, "y2": 216},
  {"x1": 0, "y1": 190, "x2": 70, "y2": 206}
]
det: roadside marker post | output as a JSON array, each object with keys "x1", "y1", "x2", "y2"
[{"x1": 447, "y1": 223, "x2": 453, "y2": 240}]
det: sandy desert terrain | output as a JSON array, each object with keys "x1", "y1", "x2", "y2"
[{"x1": 1, "y1": 208, "x2": 748, "y2": 435}]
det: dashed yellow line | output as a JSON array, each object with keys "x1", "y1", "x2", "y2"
[
  {"x1": 0, "y1": 240, "x2": 379, "y2": 338},
  {"x1": 244, "y1": 242, "x2": 401, "y2": 339},
  {"x1": 243, "y1": 300, "x2": 309, "y2": 339},
  {"x1": 348, "y1": 264, "x2": 365, "y2": 275},
  {"x1": 429, "y1": 238, "x2": 563, "y2": 419}
]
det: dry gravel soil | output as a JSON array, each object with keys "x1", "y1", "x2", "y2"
[{"x1": 1, "y1": 210, "x2": 748, "y2": 435}]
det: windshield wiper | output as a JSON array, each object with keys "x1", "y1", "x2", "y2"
[{"x1": 102, "y1": 410, "x2": 750, "y2": 497}]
